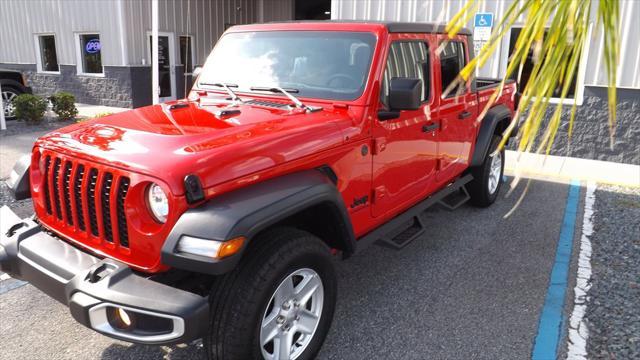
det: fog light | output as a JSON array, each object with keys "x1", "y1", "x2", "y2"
[
  {"x1": 117, "y1": 308, "x2": 132, "y2": 327},
  {"x1": 108, "y1": 307, "x2": 135, "y2": 330}
]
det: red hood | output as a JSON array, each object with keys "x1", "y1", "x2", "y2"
[{"x1": 35, "y1": 97, "x2": 354, "y2": 195}]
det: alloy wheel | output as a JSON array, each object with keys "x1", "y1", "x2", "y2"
[
  {"x1": 260, "y1": 268, "x2": 324, "y2": 360},
  {"x1": 488, "y1": 151, "x2": 502, "y2": 194},
  {"x1": 2, "y1": 90, "x2": 18, "y2": 118}
]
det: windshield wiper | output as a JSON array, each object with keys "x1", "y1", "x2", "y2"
[
  {"x1": 249, "y1": 86, "x2": 321, "y2": 112},
  {"x1": 200, "y1": 82, "x2": 243, "y2": 103}
]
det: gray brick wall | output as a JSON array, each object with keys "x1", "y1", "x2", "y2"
[
  {"x1": 0, "y1": 63, "x2": 134, "y2": 108},
  {"x1": 510, "y1": 87, "x2": 640, "y2": 165}
]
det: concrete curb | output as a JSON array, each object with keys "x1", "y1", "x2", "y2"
[{"x1": 505, "y1": 151, "x2": 640, "y2": 188}]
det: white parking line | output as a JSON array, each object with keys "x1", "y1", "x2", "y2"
[
  {"x1": 567, "y1": 181, "x2": 597, "y2": 359},
  {"x1": 0, "y1": 273, "x2": 11, "y2": 281}
]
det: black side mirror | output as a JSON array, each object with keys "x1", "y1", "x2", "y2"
[
  {"x1": 378, "y1": 77, "x2": 422, "y2": 121},
  {"x1": 389, "y1": 77, "x2": 422, "y2": 110}
]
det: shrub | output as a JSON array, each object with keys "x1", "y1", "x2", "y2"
[
  {"x1": 49, "y1": 92, "x2": 78, "y2": 121},
  {"x1": 13, "y1": 94, "x2": 48, "y2": 124}
]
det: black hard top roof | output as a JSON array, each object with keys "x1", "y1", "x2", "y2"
[{"x1": 265, "y1": 20, "x2": 472, "y2": 36}]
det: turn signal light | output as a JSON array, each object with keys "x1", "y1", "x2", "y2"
[
  {"x1": 217, "y1": 237, "x2": 245, "y2": 259},
  {"x1": 176, "y1": 236, "x2": 246, "y2": 259}
]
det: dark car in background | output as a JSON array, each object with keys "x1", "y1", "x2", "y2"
[{"x1": 1, "y1": 69, "x2": 32, "y2": 119}]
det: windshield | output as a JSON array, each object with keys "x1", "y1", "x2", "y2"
[{"x1": 198, "y1": 31, "x2": 377, "y2": 101}]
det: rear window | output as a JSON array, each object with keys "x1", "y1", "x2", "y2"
[{"x1": 440, "y1": 41, "x2": 466, "y2": 96}]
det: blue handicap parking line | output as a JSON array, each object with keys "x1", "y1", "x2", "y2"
[{"x1": 532, "y1": 180, "x2": 581, "y2": 359}]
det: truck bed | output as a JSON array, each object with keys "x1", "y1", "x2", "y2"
[{"x1": 476, "y1": 77, "x2": 516, "y2": 90}]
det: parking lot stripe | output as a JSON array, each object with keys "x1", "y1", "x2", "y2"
[
  {"x1": 566, "y1": 182, "x2": 596, "y2": 359},
  {"x1": 532, "y1": 180, "x2": 581, "y2": 360}
]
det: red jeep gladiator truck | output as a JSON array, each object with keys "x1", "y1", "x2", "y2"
[{"x1": 1, "y1": 21, "x2": 516, "y2": 360}]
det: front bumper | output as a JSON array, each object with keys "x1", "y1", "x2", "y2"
[{"x1": 0, "y1": 206, "x2": 209, "y2": 345}]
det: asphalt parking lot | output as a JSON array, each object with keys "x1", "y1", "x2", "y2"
[{"x1": 0, "y1": 175, "x2": 606, "y2": 360}]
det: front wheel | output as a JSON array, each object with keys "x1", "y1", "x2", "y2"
[
  {"x1": 205, "y1": 228, "x2": 337, "y2": 360},
  {"x1": 468, "y1": 135, "x2": 505, "y2": 207}
]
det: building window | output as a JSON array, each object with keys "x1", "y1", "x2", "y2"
[
  {"x1": 36, "y1": 35, "x2": 59, "y2": 72},
  {"x1": 77, "y1": 34, "x2": 103, "y2": 74},
  {"x1": 381, "y1": 41, "x2": 430, "y2": 107},
  {"x1": 439, "y1": 41, "x2": 466, "y2": 97},
  {"x1": 179, "y1": 36, "x2": 194, "y2": 74},
  {"x1": 507, "y1": 27, "x2": 588, "y2": 104}
]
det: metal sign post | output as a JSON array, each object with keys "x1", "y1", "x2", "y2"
[
  {"x1": 0, "y1": 82, "x2": 6, "y2": 130},
  {"x1": 151, "y1": 0, "x2": 159, "y2": 105}
]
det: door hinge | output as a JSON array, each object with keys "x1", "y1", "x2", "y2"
[
  {"x1": 373, "y1": 186, "x2": 386, "y2": 203},
  {"x1": 372, "y1": 138, "x2": 386, "y2": 155}
]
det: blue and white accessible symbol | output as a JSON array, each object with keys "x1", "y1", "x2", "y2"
[
  {"x1": 474, "y1": 13, "x2": 494, "y2": 28},
  {"x1": 85, "y1": 39, "x2": 101, "y2": 54},
  {"x1": 473, "y1": 13, "x2": 494, "y2": 55}
]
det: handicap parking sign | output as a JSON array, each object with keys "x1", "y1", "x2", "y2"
[{"x1": 474, "y1": 13, "x2": 494, "y2": 28}]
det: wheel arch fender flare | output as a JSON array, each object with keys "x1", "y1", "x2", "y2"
[
  {"x1": 161, "y1": 169, "x2": 356, "y2": 275},
  {"x1": 0, "y1": 78, "x2": 28, "y2": 92},
  {"x1": 470, "y1": 104, "x2": 513, "y2": 167}
]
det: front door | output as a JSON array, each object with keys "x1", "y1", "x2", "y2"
[
  {"x1": 371, "y1": 37, "x2": 439, "y2": 218},
  {"x1": 148, "y1": 33, "x2": 176, "y2": 102}
]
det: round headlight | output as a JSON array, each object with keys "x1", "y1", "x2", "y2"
[{"x1": 147, "y1": 183, "x2": 169, "y2": 223}]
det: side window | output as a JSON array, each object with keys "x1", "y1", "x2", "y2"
[
  {"x1": 440, "y1": 41, "x2": 466, "y2": 97},
  {"x1": 380, "y1": 41, "x2": 430, "y2": 107}
]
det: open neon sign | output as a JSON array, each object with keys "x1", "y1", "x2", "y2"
[{"x1": 85, "y1": 39, "x2": 101, "y2": 54}]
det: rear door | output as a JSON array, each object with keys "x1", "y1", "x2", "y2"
[
  {"x1": 371, "y1": 35, "x2": 439, "y2": 218},
  {"x1": 435, "y1": 36, "x2": 478, "y2": 182}
]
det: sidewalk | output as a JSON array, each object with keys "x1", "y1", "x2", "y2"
[
  {"x1": 505, "y1": 151, "x2": 640, "y2": 188},
  {"x1": 75, "y1": 103, "x2": 128, "y2": 118}
]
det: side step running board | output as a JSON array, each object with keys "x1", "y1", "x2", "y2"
[
  {"x1": 356, "y1": 174, "x2": 474, "y2": 252},
  {"x1": 437, "y1": 186, "x2": 470, "y2": 211},
  {"x1": 376, "y1": 216, "x2": 425, "y2": 250}
]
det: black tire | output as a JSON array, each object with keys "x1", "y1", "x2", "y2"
[
  {"x1": 1, "y1": 86, "x2": 23, "y2": 120},
  {"x1": 205, "y1": 228, "x2": 337, "y2": 360},
  {"x1": 468, "y1": 135, "x2": 505, "y2": 207}
]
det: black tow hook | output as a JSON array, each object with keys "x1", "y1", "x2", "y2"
[
  {"x1": 86, "y1": 262, "x2": 118, "y2": 283},
  {"x1": 6, "y1": 222, "x2": 26, "y2": 237}
]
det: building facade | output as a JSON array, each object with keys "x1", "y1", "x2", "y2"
[
  {"x1": 332, "y1": 0, "x2": 640, "y2": 164},
  {"x1": 0, "y1": 0, "x2": 317, "y2": 108}
]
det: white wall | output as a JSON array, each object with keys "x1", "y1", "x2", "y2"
[
  {"x1": 0, "y1": 0, "x2": 126, "y2": 66},
  {"x1": 331, "y1": 0, "x2": 640, "y2": 89},
  {"x1": 122, "y1": 0, "x2": 259, "y2": 67},
  {"x1": 0, "y1": 0, "x2": 292, "y2": 68}
]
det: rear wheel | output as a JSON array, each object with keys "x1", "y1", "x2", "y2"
[
  {"x1": 468, "y1": 135, "x2": 505, "y2": 207},
  {"x1": 205, "y1": 228, "x2": 337, "y2": 360},
  {"x1": 2, "y1": 86, "x2": 22, "y2": 120}
]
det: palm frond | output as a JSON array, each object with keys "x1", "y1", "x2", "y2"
[{"x1": 448, "y1": 0, "x2": 620, "y2": 156}]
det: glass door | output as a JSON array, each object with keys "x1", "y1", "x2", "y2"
[{"x1": 148, "y1": 33, "x2": 176, "y2": 102}]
